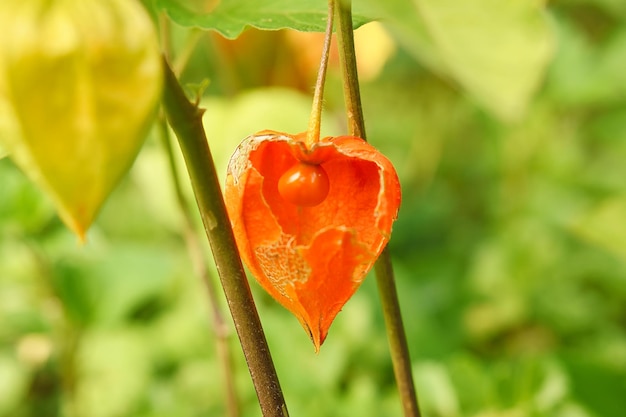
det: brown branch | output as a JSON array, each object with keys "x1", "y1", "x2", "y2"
[{"x1": 161, "y1": 57, "x2": 289, "y2": 417}]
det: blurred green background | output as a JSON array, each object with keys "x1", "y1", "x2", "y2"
[{"x1": 2, "y1": 1, "x2": 626, "y2": 416}]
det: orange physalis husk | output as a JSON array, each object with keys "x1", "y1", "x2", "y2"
[{"x1": 225, "y1": 130, "x2": 401, "y2": 351}]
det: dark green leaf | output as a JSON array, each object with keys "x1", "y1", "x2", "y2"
[
  {"x1": 155, "y1": 0, "x2": 376, "y2": 38},
  {"x1": 564, "y1": 355, "x2": 626, "y2": 417}
]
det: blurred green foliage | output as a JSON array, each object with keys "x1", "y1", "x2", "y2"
[{"x1": 2, "y1": 0, "x2": 626, "y2": 416}]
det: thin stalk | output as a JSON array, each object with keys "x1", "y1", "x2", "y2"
[
  {"x1": 305, "y1": 0, "x2": 335, "y2": 148},
  {"x1": 334, "y1": 2, "x2": 421, "y2": 417},
  {"x1": 157, "y1": 115, "x2": 240, "y2": 417},
  {"x1": 161, "y1": 58, "x2": 289, "y2": 417},
  {"x1": 159, "y1": 18, "x2": 240, "y2": 416},
  {"x1": 333, "y1": 2, "x2": 364, "y2": 139},
  {"x1": 374, "y1": 247, "x2": 421, "y2": 417}
]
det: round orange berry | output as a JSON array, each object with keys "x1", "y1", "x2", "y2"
[{"x1": 278, "y1": 162, "x2": 330, "y2": 206}]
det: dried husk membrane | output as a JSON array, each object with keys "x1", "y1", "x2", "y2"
[{"x1": 226, "y1": 130, "x2": 401, "y2": 350}]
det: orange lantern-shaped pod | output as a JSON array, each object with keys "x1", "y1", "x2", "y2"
[{"x1": 225, "y1": 130, "x2": 401, "y2": 351}]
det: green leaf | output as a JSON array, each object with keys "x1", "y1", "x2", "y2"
[
  {"x1": 75, "y1": 329, "x2": 151, "y2": 417},
  {"x1": 413, "y1": 361, "x2": 460, "y2": 417},
  {"x1": 155, "y1": 0, "x2": 376, "y2": 39},
  {"x1": 548, "y1": 21, "x2": 626, "y2": 106},
  {"x1": 363, "y1": 0, "x2": 555, "y2": 121},
  {"x1": 563, "y1": 354, "x2": 626, "y2": 417},
  {"x1": 0, "y1": 355, "x2": 29, "y2": 416},
  {"x1": 51, "y1": 243, "x2": 177, "y2": 327},
  {"x1": 571, "y1": 196, "x2": 626, "y2": 263}
]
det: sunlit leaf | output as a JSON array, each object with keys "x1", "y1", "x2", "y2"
[
  {"x1": 0, "y1": 355, "x2": 29, "y2": 415},
  {"x1": 75, "y1": 329, "x2": 151, "y2": 417},
  {"x1": 571, "y1": 197, "x2": 626, "y2": 263},
  {"x1": 413, "y1": 361, "x2": 460, "y2": 416},
  {"x1": 363, "y1": 0, "x2": 555, "y2": 121},
  {"x1": 548, "y1": 22, "x2": 626, "y2": 106},
  {"x1": 155, "y1": 0, "x2": 376, "y2": 38}
]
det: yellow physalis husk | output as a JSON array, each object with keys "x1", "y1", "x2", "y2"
[{"x1": 0, "y1": 0, "x2": 162, "y2": 239}]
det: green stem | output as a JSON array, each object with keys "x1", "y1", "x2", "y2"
[
  {"x1": 305, "y1": 0, "x2": 335, "y2": 148},
  {"x1": 335, "y1": 2, "x2": 421, "y2": 417},
  {"x1": 157, "y1": 114, "x2": 240, "y2": 417},
  {"x1": 374, "y1": 248, "x2": 421, "y2": 417},
  {"x1": 334, "y1": 2, "x2": 364, "y2": 139},
  {"x1": 158, "y1": 16, "x2": 240, "y2": 416},
  {"x1": 161, "y1": 58, "x2": 289, "y2": 417}
]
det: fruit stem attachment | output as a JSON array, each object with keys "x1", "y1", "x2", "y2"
[{"x1": 305, "y1": 0, "x2": 335, "y2": 149}]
